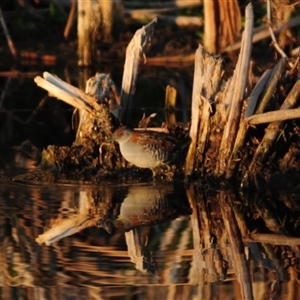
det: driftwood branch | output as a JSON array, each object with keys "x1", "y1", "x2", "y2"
[
  {"x1": 34, "y1": 72, "x2": 95, "y2": 114},
  {"x1": 223, "y1": 15, "x2": 300, "y2": 52},
  {"x1": 247, "y1": 107, "x2": 300, "y2": 125}
]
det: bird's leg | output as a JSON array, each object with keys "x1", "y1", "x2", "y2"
[
  {"x1": 99, "y1": 142, "x2": 111, "y2": 164},
  {"x1": 151, "y1": 168, "x2": 157, "y2": 178}
]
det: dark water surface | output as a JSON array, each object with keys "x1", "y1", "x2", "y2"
[
  {"x1": 1, "y1": 168, "x2": 300, "y2": 300},
  {"x1": 0, "y1": 177, "x2": 210, "y2": 299}
]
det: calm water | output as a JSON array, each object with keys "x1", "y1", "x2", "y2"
[
  {"x1": 0, "y1": 174, "x2": 206, "y2": 299},
  {"x1": 0, "y1": 178, "x2": 190, "y2": 294},
  {"x1": 1, "y1": 162, "x2": 300, "y2": 299}
]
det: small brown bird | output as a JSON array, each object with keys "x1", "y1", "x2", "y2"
[{"x1": 108, "y1": 126, "x2": 189, "y2": 175}]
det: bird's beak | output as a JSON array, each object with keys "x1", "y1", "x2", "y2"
[{"x1": 106, "y1": 136, "x2": 115, "y2": 143}]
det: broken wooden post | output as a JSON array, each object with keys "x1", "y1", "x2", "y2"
[
  {"x1": 77, "y1": 0, "x2": 96, "y2": 66},
  {"x1": 164, "y1": 85, "x2": 177, "y2": 125},
  {"x1": 185, "y1": 46, "x2": 223, "y2": 176},
  {"x1": 120, "y1": 18, "x2": 157, "y2": 125},
  {"x1": 215, "y1": 3, "x2": 254, "y2": 176}
]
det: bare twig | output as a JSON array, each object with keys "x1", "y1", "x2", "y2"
[
  {"x1": 124, "y1": 1, "x2": 201, "y2": 8},
  {"x1": 64, "y1": 0, "x2": 76, "y2": 39},
  {"x1": 266, "y1": 0, "x2": 288, "y2": 60},
  {"x1": 0, "y1": 5, "x2": 17, "y2": 59},
  {"x1": 145, "y1": 53, "x2": 195, "y2": 66},
  {"x1": 0, "y1": 71, "x2": 39, "y2": 78},
  {"x1": 127, "y1": 12, "x2": 203, "y2": 27},
  {"x1": 50, "y1": 0, "x2": 67, "y2": 16},
  {"x1": 0, "y1": 77, "x2": 11, "y2": 109},
  {"x1": 224, "y1": 15, "x2": 300, "y2": 53},
  {"x1": 4, "y1": 96, "x2": 48, "y2": 125}
]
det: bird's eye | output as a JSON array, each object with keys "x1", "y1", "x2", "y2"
[
  {"x1": 117, "y1": 131, "x2": 123, "y2": 136},
  {"x1": 118, "y1": 222, "x2": 124, "y2": 228}
]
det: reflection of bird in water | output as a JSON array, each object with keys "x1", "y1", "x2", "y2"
[
  {"x1": 97, "y1": 217, "x2": 134, "y2": 234},
  {"x1": 100, "y1": 213, "x2": 186, "y2": 233},
  {"x1": 98, "y1": 184, "x2": 192, "y2": 233},
  {"x1": 108, "y1": 126, "x2": 190, "y2": 176}
]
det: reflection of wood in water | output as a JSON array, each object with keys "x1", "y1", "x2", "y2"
[
  {"x1": 187, "y1": 184, "x2": 300, "y2": 298},
  {"x1": 2, "y1": 183, "x2": 300, "y2": 298}
]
